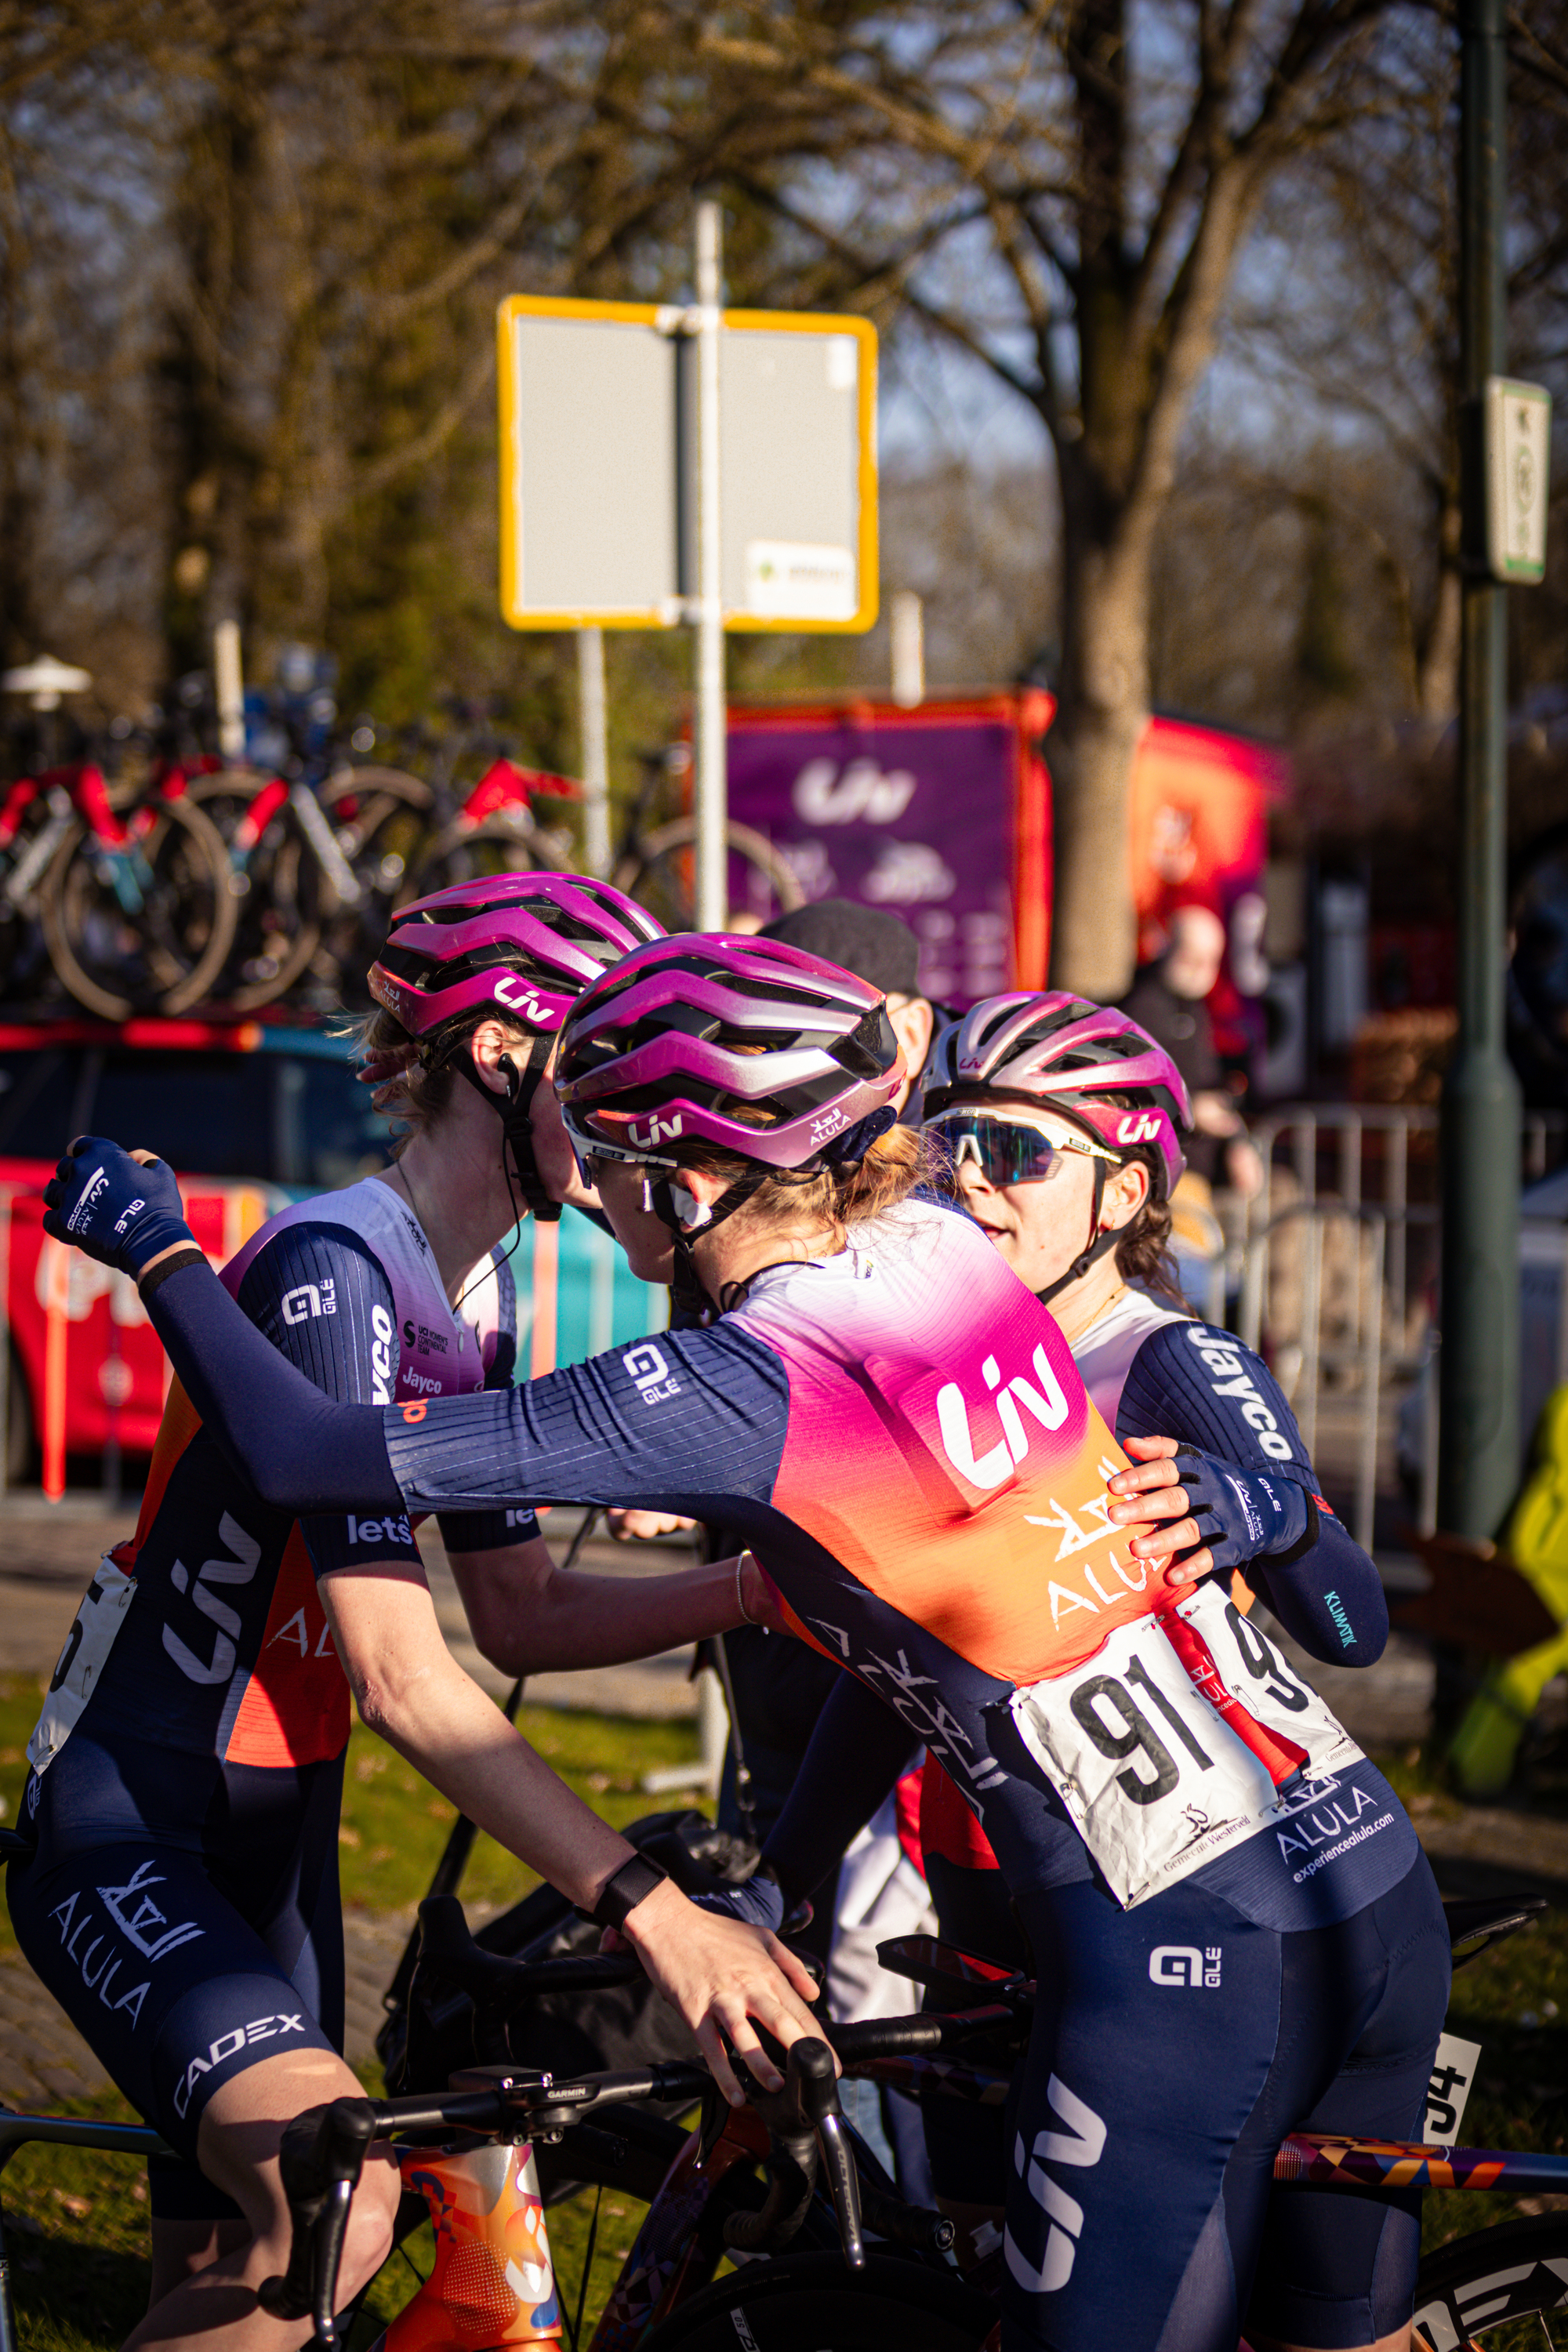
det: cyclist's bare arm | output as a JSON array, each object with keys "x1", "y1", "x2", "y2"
[
  {"x1": 322, "y1": 1558, "x2": 821, "y2": 2100},
  {"x1": 445, "y1": 1527, "x2": 775, "y2": 1678}
]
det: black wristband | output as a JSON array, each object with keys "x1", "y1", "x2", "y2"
[
  {"x1": 1271, "y1": 1487, "x2": 1321, "y2": 1566},
  {"x1": 578, "y1": 1853, "x2": 670, "y2": 1933},
  {"x1": 140, "y1": 1245, "x2": 207, "y2": 1300}
]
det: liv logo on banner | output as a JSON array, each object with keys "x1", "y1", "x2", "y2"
[{"x1": 726, "y1": 710, "x2": 1024, "y2": 1004}]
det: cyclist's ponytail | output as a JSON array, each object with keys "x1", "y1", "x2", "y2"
[{"x1": 670, "y1": 1116, "x2": 934, "y2": 1254}]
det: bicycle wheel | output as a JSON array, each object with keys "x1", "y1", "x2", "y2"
[
  {"x1": 640, "y1": 2249, "x2": 992, "y2": 2352},
  {"x1": 187, "y1": 768, "x2": 323, "y2": 1011},
  {"x1": 40, "y1": 796, "x2": 238, "y2": 1019},
  {"x1": 1414, "y1": 2212, "x2": 1568, "y2": 2344},
  {"x1": 316, "y1": 767, "x2": 435, "y2": 1004},
  {"x1": 409, "y1": 810, "x2": 564, "y2": 898},
  {"x1": 612, "y1": 818, "x2": 804, "y2": 931}
]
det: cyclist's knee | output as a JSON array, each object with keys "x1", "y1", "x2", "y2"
[{"x1": 336, "y1": 2151, "x2": 399, "y2": 2299}]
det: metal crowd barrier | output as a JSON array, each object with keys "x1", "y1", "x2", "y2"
[{"x1": 1181, "y1": 1104, "x2": 1568, "y2": 1554}]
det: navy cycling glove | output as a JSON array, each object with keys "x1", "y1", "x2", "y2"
[
  {"x1": 42, "y1": 1137, "x2": 195, "y2": 1276},
  {"x1": 1172, "y1": 1446, "x2": 1316, "y2": 1572},
  {"x1": 692, "y1": 1864, "x2": 786, "y2": 1935}
]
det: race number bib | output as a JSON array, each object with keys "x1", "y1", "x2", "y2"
[
  {"x1": 27, "y1": 1556, "x2": 137, "y2": 1776},
  {"x1": 1010, "y1": 1579, "x2": 1364, "y2": 1909}
]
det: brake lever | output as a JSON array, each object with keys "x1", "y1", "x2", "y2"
[
  {"x1": 258, "y1": 2095, "x2": 379, "y2": 2348},
  {"x1": 791, "y1": 2038, "x2": 864, "y2": 2271}
]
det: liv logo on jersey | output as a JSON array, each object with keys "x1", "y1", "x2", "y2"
[
  {"x1": 936, "y1": 1345, "x2": 1070, "y2": 1490},
  {"x1": 1149, "y1": 1944, "x2": 1222, "y2": 1988},
  {"x1": 1006, "y1": 2074, "x2": 1106, "y2": 2296}
]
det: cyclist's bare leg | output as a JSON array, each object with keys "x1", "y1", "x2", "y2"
[
  {"x1": 147, "y1": 2220, "x2": 248, "y2": 2306},
  {"x1": 1250, "y1": 2327, "x2": 1411, "y2": 2352},
  {"x1": 121, "y1": 2049, "x2": 399, "y2": 2352}
]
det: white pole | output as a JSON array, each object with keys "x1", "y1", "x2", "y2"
[
  {"x1": 576, "y1": 625, "x2": 611, "y2": 877},
  {"x1": 213, "y1": 619, "x2": 245, "y2": 761},
  {"x1": 890, "y1": 590, "x2": 924, "y2": 707},
  {"x1": 693, "y1": 198, "x2": 728, "y2": 932}
]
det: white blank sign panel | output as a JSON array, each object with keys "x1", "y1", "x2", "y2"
[{"x1": 498, "y1": 296, "x2": 877, "y2": 631}]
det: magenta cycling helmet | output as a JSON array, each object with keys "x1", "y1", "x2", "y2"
[
  {"x1": 925, "y1": 991, "x2": 1191, "y2": 1200},
  {"x1": 368, "y1": 871, "x2": 664, "y2": 1225},
  {"x1": 368, "y1": 870, "x2": 663, "y2": 1041},
  {"x1": 556, "y1": 931, "x2": 903, "y2": 1243}
]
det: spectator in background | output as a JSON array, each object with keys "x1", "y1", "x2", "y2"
[{"x1": 1120, "y1": 902, "x2": 1264, "y2": 1199}]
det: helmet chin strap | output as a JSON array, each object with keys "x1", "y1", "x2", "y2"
[
  {"x1": 649, "y1": 1167, "x2": 769, "y2": 1315},
  {"x1": 1035, "y1": 1160, "x2": 1123, "y2": 1308},
  {"x1": 449, "y1": 1032, "x2": 562, "y2": 1225}
]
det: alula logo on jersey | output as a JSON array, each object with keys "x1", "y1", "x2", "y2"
[{"x1": 936, "y1": 1345, "x2": 1069, "y2": 1490}]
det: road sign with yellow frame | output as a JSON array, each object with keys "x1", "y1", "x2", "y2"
[{"x1": 496, "y1": 294, "x2": 877, "y2": 633}]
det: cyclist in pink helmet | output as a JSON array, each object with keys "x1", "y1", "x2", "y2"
[
  {"x1": 10, "y1": 881, "x2": 797, "y2": 2352},
  {"x1": 49, "y1": 937, "x2": 1439, "y2": 2352}
]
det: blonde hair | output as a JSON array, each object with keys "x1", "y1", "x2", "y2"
[
  {"x1": 672, "y1": 1119, "x2": 931, "y2": 1254},
  {"x1": 346, "y1": 1005, "x2": 534, "y2": 1156}
]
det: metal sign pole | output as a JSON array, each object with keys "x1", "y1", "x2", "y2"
[
  {"x1": 1439, "y1": 0, "x2": 1520, "y2": 1538},
  {"x1": 576, "y1": 626, "x2": 611, "y2": 878},
  {"x1": 693, "y1": 199, "x2": 728, "y2": 931}
]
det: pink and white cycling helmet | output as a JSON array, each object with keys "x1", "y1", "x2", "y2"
[
  {"x1": 368, "y1": 872, "x2": 663, "y2": 1042},
  {"x1": 557, "y1": 931, "x2": 903, "y2": 1174},
  {"x1": 924, "y1": 991, "x2": 1190, "y2": 1199}
]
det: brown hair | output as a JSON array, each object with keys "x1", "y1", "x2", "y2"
[
  {"x1": 670, "y1": 1120, "x2": 931, "y2": 1254},
  {"x1": 1111, "y1": 1142, "x2": 1185, "y2": 1304},
  {"x1": 345, "y1": 1006, "x2": 534, "y2": 1156}
]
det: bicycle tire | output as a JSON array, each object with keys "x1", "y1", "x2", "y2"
[
  {"x1": 187, "y1": 768, "x2": 323, "y2": 1011},
  {"x1": 1414, "y1": 2212, "x2": 1568, "y2": 2344},
  {"x1": 316, "y1": 767, "x2": 435, "y2": 1002},
  {"x1": 40, "y1": 795, "x2": 238, "y2": 1019},
  {"x1": 638, "y1": 2249, "x2": 992, "y2": 2352},
  {"x1": 409, "y1": 811, "x2": 564, "y2": 898},
  {"x1": 612, "y1": 818, "x2": 804, "y2": 931}
]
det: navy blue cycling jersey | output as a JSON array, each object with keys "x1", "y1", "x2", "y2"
[
  {"x1": 140, "y1": 1195, "x2": 1416, "y2": 1936},
  {"x1": 7, "y1": 1180, "x2": 530, "y2": 2194}
]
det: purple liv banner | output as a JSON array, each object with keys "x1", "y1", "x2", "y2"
[{"x1": 726, "y1": 706, "x2": 1033, "y2": 1004}]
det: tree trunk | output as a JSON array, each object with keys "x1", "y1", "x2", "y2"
[{"x1": 1047, "y1": 462, "x2": 1149, "y2": 1000}]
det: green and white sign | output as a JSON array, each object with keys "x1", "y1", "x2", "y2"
[{"x1": 1485, "y1": 376, "x2": 1552, "y2": 584}]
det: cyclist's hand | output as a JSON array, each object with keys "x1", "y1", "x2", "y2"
[
  {"x1": 736, "y1": 1551, "x2": 786, "y2": 1631},
  {"x1": 42, "y1": 1138, "x2": 194, "y2": 1277},
  {"x1": 622, "y1": 1879, "x2": 826, "y2": 2107},
  {"x1": 1105, "y1": 1436, "x2": 1212, "y2": 1591},
  {"x1": 608, "y1": 1509, "x2": 697, "y2": 1541}
]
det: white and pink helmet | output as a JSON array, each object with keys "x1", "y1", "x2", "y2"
[{"x1": 924, "y1": 991, "x2": 1191, "y2": 1198}]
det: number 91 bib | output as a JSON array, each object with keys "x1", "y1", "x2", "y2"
[{"x1": 1009, "y1": 1579, "x2": 1364, "y2": 1910}]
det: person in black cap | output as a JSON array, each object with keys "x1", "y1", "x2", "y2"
[{"x1": 756, "y1": 898, "x2": 934, "y2": 1116}]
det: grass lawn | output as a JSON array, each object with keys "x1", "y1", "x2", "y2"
[{"x1": 5, "y1": 1687, "x2": 1568, "y2": 2346}]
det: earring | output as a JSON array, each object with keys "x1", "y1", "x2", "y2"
[{"x1": 642, "y1": 1176, "x2": 653, "y2": 1213}]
